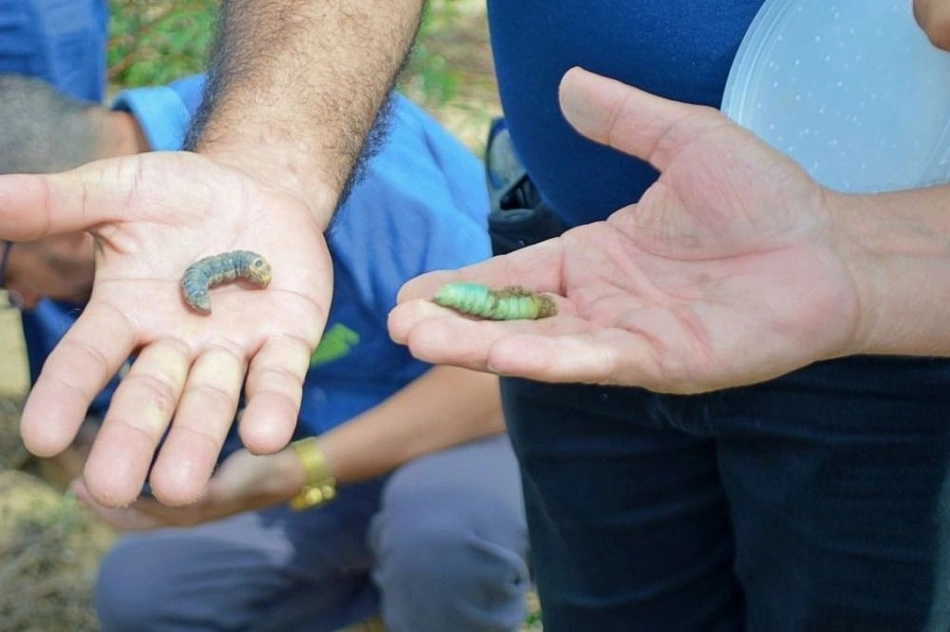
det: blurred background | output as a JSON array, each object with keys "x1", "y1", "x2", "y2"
[{"x1": 105, "y1": 0, "x2": 500, "y2": 148}]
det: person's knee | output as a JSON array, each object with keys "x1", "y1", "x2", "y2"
[
  {"x1": 95, "y1": 539, "x2": 170, "y2": 632},
  {"x1": 370, "y1": 445, "x2": 530, "y2": 631},
  {"x1": 374, "y1": 496, "x2": 528, "y2": 592},
  {"x1": 373, "y1": 441, "x2": 528, "y2": 588}
]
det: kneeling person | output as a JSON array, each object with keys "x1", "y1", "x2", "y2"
[{"x1": 0, "y1": 74, "x2": 529, "y2": 632}]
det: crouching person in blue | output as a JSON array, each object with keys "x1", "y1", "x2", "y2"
[
  {"x1": 0, "y1": 0, "x2": 107, "y2": 102},
  {"x1": 0, "y1": 74, "x2": 529, "y2": 632}
]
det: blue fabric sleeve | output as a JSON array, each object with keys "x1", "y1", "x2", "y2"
[
  {"x1": 297, "y1": 95, "x2": 491, "y2": 435},
  {"x1": 329, "y1": 95, "x2": 491, "y2": 321},
  {"x1": 111, "y1": 75, "x2": 207, "y2": 150}
]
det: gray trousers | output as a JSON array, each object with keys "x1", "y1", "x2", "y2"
[{"x1": 95, "y1": 436, "x2": 529, "y2": 632}]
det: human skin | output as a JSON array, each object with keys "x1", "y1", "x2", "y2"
[
  {"x1": 914, "y1": 0, "x2": 950, "y2": 50},
  {"x1": 72, "y1": 364, "x2": 504, "y2": 530},
  {"x1": 0, "y1": 0, "x2": 426, "y2": 508},
  {"x1": 2, "y1": 110, "x2": 141, "y2": 309},
  {"x1": 388, "y1": 67, "x2": 950, "y2": 391},
  {"x1": 3, "y1": 0, "x2": 948, "y2": 508},
  {"x1": 11, "y1": 105, "x2": 506, "y2": 531}
]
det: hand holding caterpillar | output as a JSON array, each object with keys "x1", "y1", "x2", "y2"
[
  {"x1": 433, "y1": 282, "x2": 557, "y2": 320},
  {"x1": 181, "y1": 250, "x2": 273, "y2": 314}
]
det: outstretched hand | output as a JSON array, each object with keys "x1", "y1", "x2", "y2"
[
  {"x1": 3, "y1": 151, "x2": 331, "y2": 507},
  {"x1": 71, "y1": 447, "x2": 304, "y2": 530},
  {"x1": 389, "y1": 67, "x2": 862, "y2": 393}
]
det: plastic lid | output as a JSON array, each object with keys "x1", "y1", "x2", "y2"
[{"x1": 721, "y1": 0, "x2": 950, "y2": 193}]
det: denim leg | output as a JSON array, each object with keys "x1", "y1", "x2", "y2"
[
  {"x1": 501, "y1": 378, "x2": 744, "y2": 632},
  {"x1": 96, "y1": 479, "x2": 385, "y2": 632},
  {"x1": 706, "y1": 356, "x2": 950, "y2": 632},
  {"x1": 369, "y1": 435, "x2": 530, "y2": 632}
]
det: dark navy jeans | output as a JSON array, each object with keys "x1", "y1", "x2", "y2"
[{"x1": 503, "y1": 356, "x2": 950, "y2": 631}]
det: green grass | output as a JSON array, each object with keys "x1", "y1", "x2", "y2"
[
  {"x1": 107, "y1": 0, "x2": 499, "y2": 151},
  {"x1": 107, "y1": 0, "x2": 217, "y2": 88},
  {"x1": 405, "y1": 1, "x2": 467, "y2": 105},
  {"x1": 107, "y1": 0, "x2": 466, "y2": 107}
]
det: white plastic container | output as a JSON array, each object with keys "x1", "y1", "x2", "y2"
[{"x1": 721, "y1": 0, "x2": 950, "y2": 193}]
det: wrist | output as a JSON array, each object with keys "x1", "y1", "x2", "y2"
[
  {"x1": 198, "y1": 142, "x2": 338, "y2": 230},
  {"x1": 830, "y1": 188, "x2": 950, "y2": 357},
  {"x1": 827, "y1": 191, "x2": 882, "y2": 356},
  {"x1": 274, "y1": 449, "x2": 308, "y2": 496},
  {"x1": 101, "y1": 110, "x2": 151, "y2": 156}
]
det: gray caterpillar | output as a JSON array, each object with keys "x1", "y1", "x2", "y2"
[
  {"x1": 433, "y1": 282, "x2": 557, "y2": 320},
  {"x1": 181, "y1": 250, "x2": 273, "y2": 314}
]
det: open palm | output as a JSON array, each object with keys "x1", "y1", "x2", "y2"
[
  {"x1": 2, "y1": 150, "x2": 331, "y2": 506},
  {"x1": 389, "y1": 67, "x2": 860, "y2": 392}
]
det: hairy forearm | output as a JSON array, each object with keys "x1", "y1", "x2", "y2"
[
  {"x1": 834, "y1": 185, "x2": 950, "y2": 357},
  {"x1": 315, "y1": 366, "x2": 505, "y2": 484},
  {"x1": 186, "y1": 0, "x2": 425, "y2": 226}
]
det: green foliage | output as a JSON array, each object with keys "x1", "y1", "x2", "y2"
[
  {"x1": 403, "y1": 1, "x2": 465, "y2": 105},
  {"x1": 107, "y1": 0, "x2": 218, "y2": 88},
  {"x1": 106, "y1": 0, "x2": 468, "y2": 109}
]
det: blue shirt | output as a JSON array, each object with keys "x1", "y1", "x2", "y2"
[
  {"x1": 0, "y1": 0, "x2": 107, "y2": 102},
  {"x1": 23, "y1": 77, "x2": 491, "y2": 434},
  {"x1": 487, "y1": 0, "x2": 764, "y2": 227}
]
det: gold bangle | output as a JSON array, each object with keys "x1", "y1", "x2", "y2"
[{"x1": 288, "y1": 437, "x2": 337, "y2": 511}]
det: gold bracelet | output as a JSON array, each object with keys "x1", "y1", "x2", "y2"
[{"x1": 288, "y1": 437, "x2": 338, "y2": 511}]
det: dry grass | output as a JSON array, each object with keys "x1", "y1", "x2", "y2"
[{"x1": 0, "y1": 400, "x2": 115, "y2": 632}]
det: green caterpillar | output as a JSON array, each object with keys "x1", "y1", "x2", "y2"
[{"x1": 433, "y1": 282, "x2": 557, "y2": 320}]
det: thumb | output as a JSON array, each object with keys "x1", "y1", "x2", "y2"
[{"x1": 557, "y1": 66, "x2": 725, "y2": 173}]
